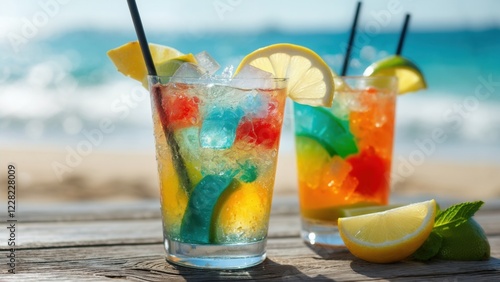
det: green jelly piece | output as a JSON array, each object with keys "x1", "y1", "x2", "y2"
[
  {"x1": 180, "y1": 173, "x2": 236, "y2": 244},
  {"x1": 238, "y1": 160, "x2": 258, "y2": 183},
  {"x1": 294, "y1": 102, "x2": 358, "y2": 158}
]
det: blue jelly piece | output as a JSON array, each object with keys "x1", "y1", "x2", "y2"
[
  {"x1": 180, "y1": 173, "x2": 237, "y2": 244},
  {"x1": 200, "y1": 107, "x2": 244, "y2": 149}
]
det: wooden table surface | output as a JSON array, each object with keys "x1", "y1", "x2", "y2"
[{"x1": 1, "y1": 196, "x2": 499, "y2": 281}]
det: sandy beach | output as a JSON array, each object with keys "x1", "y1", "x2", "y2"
[{"x1": 1, "y1": 146, "x2": 499, "y2": 203}]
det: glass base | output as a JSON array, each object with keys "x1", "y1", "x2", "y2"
[
  {"x1": 164, "y1": 238, "x2": 267, "y2": 269},
  {"x1": 301, "y1": 217, "x2": 345, "y2": 247}
]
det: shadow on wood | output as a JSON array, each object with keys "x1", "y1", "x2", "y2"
[
  {"x1": 171, "y1": 258, "x2": 335, "y2": 281},
  {"x1": 349, "y1": 257, "x2": 500, "y2": 280},
  {"x1": 305, "y1": 242, "x2": 353, "y2": 261}
]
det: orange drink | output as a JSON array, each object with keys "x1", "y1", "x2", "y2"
[{"x1": 294, "y1": 76, "x2": 397, "y2": 246}]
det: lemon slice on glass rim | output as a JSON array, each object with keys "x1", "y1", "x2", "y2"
[
  {"x1": 338, "y1": 199, "x2": 436, "y2": 263},
  {"x1": 236, "y1": 43, "x2": 335, "y2": 107},
  {"x1": 107, "y1": 41, "x2": 196, "y2": 88},
  {"x1": 364, "y1": 55, "x2": 427, "y2": 94}
]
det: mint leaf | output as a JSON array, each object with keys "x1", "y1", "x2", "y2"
[
  {"x1": 434, "y1": 201, "x2": 484, "y2": 232},
  {"x1": 411, "y1": 200, "x2": 486, "y2": 261},
  {"x1": 413, "y1": 232, "x2": 443, "y2": 261}
]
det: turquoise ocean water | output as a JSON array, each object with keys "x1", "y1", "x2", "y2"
[{"x1": 1, "y1": 28, "x2": 499, "y2": 161}]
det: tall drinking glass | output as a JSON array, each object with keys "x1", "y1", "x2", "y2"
[
  {"x1": 293, "y1": 76, "x2": 397, "y2": 246},
  {"x1": 148, "y1": 75, "x2": 287, "y2": 269}
]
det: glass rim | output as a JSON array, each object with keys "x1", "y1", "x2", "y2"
[
  {"x1": 334, "y1": 75, "x2": 397, "y2": 80},
  {"x1": 333, "y1": 75, "x2": 397, "y2": 82},
  {"x1": 147, "y1": 75, "x2": 288, "y2": 82}
]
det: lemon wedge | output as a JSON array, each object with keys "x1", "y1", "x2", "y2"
[
  {"x1": 363, "y1": 55, "x2": 427, "y2": 94},
  {"x1": 236, "y1": 43, "x2": 335, "y2": 107},
  {"x1": 338, "y1": 199, "x2": 436, "y2": 263},
  {"x1": 107, "y1": 41, "x2": 196, "y2": 87}
]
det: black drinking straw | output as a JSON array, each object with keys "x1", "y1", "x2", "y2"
[
  {"x1": 396, "y1": 14, "x2": 410, "y2": 55},
  {"x1": 127, "y1": 0, "x2": 157, "y2": 76},
  {"x1": 341, "y1": 1, "x2": 362, "y2": 76},
  {"x1": 126, "y1": 0, "x2": 191, "y2": 190}
]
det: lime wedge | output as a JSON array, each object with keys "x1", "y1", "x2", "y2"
[
  {"x1": 364, "y1": 55, "x2": 427, "y2": 94},
  {"x1": 156, "y1": 54, "x2": 197, "y2": 76},
  {"x1": 436, "y1": 218, "x2": 490, "y2": 261}
]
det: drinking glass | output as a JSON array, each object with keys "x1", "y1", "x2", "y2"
[
  {"x1": 148, "y1": 75, "x2": 287, "y2": 268},
  {"x1": 293, "y1": 76, "x2": 397, "y2": 246}
]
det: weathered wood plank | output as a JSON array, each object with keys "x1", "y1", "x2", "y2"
[
  {"x1": 1, "y1": 197, "x2": 499, "y2": 280},
  {"x1": 1, "y1": 211, "x2": 498, "y2": 250},
  {"x1": 3, "y1": 237, "x2": 500, "y2": 281},
  {"x1": 2, "y1": 200, "x2": 162, "y2": 223},
  {"x1": 0, "y1": 214, "x2": 300, "y2": 249},
  {"x1": 1, "y1": 212, "x2": 498, "y2": 250}
]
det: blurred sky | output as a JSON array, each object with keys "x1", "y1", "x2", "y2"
[{"x1": 1, "y1": 0, "x2": 499, "y2": 39}]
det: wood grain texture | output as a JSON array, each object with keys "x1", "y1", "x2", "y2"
[
  {"x1": 1, "y1": 197, "x2": 499, "y2": 281},
  {"x1": 4, "y1": 238, "x2": 500, "y2": 281}
]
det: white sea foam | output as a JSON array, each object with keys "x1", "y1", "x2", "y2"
[
  {"x1": 393, "y1": 91, "x2": 500, "y2": 163},
  {"x1": 395, "y1": 90, "x2": 500, "y2": 144},
  {"x1": 0, "y1": 79, "x2": 154, "y2": 149}
]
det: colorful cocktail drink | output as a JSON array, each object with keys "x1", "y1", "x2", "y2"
[
  {"x1": 149, "y1": 75, "x2": 287, "y2": 268},
  {"x1": 294, "y1": 76, "x2": 397, "y2": 246},
  {"x1": 109, "y1": 40, "x2": 338, "y2": 267}
]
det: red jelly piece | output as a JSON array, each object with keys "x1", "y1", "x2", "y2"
[
  {"x1": 161, "y1": 94, "x2": 200, "y2": 128},
  {"x1": 236, "y1": 118, "x2": 281, "y2": 149},
  {"x1": 346, "y1": 147, "x2": 390, "y2": 197}
]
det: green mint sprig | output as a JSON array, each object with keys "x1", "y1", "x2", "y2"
[
  {"x1": 434, "y1": 201, "x2": 484, "y2": 231},
  {"x1": 412, "y1": 201, "x2": 484, "y2": 261}
]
